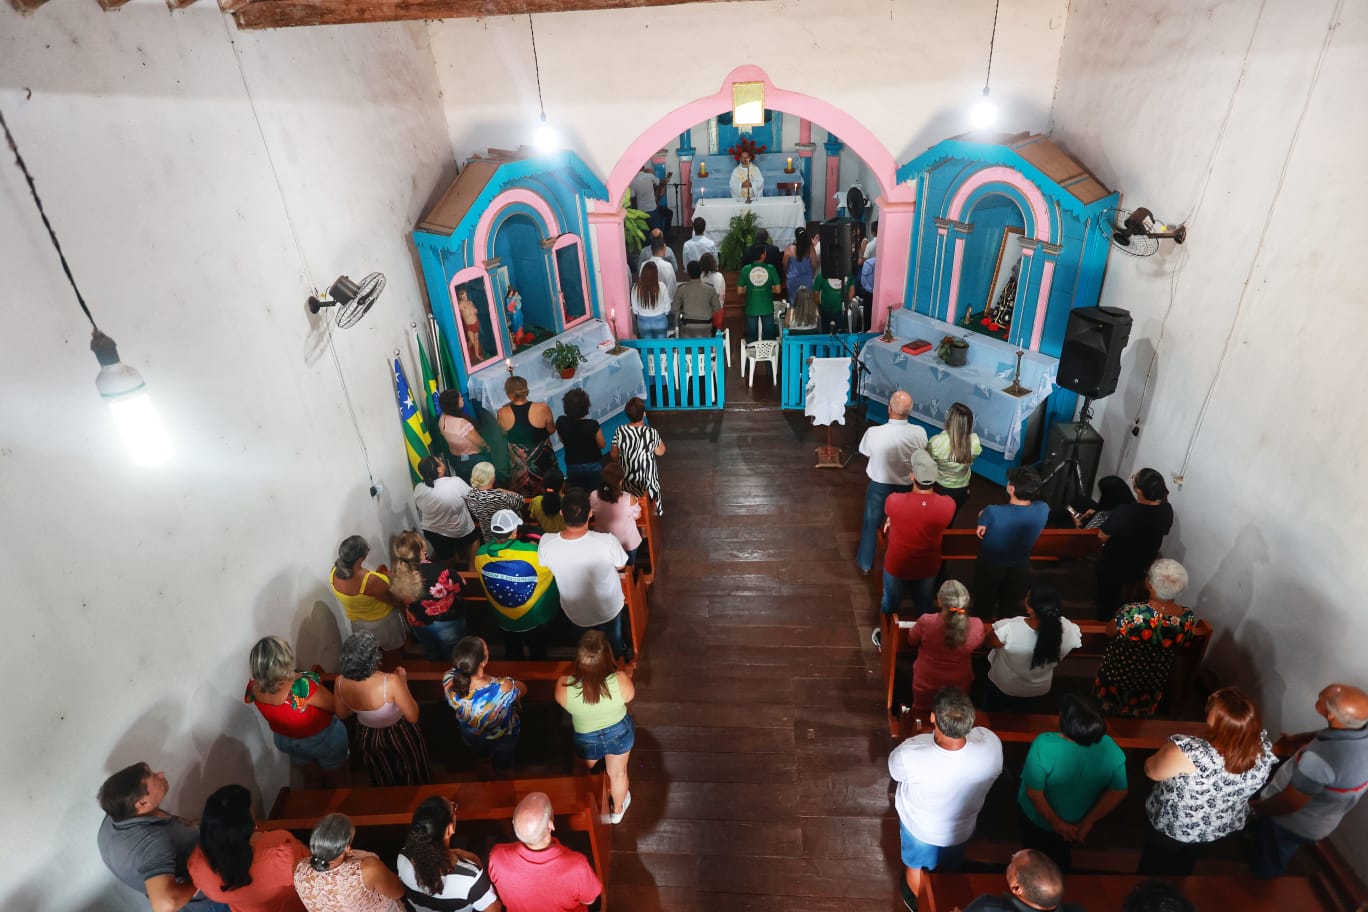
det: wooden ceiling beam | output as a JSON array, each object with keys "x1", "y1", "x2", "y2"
[
  {"x1": 233, "y1": 0, "x2": 763, "y2": 30},
  {"x1": 10, "y1": 0, "x2": 52, "y2": 12},
  {"x1": 168, "y1": 0, "x2": 199, "y2": 8}
]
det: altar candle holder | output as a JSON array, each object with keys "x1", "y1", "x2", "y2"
[
  {"x1": 880, "y1": 312, "x2": 895, "y2": 344},
  {"x1": 505, "y1": 358, "x2": 515, "y2": 376},
  {"x1": 784, "y1": 155, "x2": 795, "y2": 174},
  {"x1": 1002, "y1": 349, "x2": 1033, "y2": 397},
  {"x1": 606, "y1": 307, "x2": 628, "y2": 356}
]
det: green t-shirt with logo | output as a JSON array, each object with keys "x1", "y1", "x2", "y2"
[
  {"x1": 738, "y1": 262, "x2": 780, "y2": 316},
  {"x1": 814, "y1": 272, "x2": 847, "y2": 313}
]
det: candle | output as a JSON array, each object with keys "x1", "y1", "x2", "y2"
[
  {"x1": 505, "y1": 358, "x2": 514, "y2": 374},
  {"x1": 786, "y1": 156, "x2": 793, "y2": 170}
]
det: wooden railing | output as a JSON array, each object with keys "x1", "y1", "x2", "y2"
[
  {"x1": 620, "y1": 337, "x2": 726, "y2": 411},
  {"x1": 779, "y1": 331, "x2": 875, "y2": 410}
]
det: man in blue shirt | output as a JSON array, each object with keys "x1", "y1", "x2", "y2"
[{"x1": 973, "y1": 466, "x2": 1049, "y2": 618}]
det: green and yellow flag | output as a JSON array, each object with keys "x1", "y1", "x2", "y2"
[{"x1": 390, "y1": 355, "x2": 432, "y2": 484}]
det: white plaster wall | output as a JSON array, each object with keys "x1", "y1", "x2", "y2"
[
  {"x1": 427, "y1": 0, "x2": 1070, "y2": 187},
  {"x1": 1051, "y1": 0, "x2": 1368, "y2": 874},
  {"x1": 0, "y1": 4, "x2": 451, "y2": 909}
]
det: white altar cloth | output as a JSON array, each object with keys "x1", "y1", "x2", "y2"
[{"x1": 694, "y1": 196, "x2": 806, "y2": 248}]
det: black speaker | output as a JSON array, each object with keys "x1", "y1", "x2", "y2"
[
  {"x1": 819, "y1": 218, "x2": 855, "y2": 279},
  {"x1": 1038, "y1": 420, "x2": 1104, "y2": 508},
  {"x1": 1057, "y1": 306, "x2": 1132, "y2": 399}
]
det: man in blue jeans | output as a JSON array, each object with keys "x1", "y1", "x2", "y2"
[
  {"x1": 973, "y1": 465, "x2": 1049, "y2": 618},
  {"x1": 1247, "y1": 683, "x2": 1368, "y2": 877},
  {"x1": 877, "y1": 450, "x2": 956, "y2": 646},
  {"x1": 96, "y1": 762, "x2": 230, "y2": 912},
  {"x1": 856, "y1": 390, "x2": 927, "y2": 575}
]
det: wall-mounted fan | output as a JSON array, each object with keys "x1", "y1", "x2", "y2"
[
  {"x1": 846, "y1": 186, "x2": 869, "y2": 222},
  {"x1": 308, "y1": 273, "x2": 386, "y2": 327},
  {"x1": 1098, "y1": 207, "x2": 1187, "y2": 257}
]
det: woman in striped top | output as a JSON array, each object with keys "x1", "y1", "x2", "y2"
[{"x1": 610, "y1": 397, "x2": 666, "y2": 516}]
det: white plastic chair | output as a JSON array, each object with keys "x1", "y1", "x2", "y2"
[{"x1": 741, "y1": 317, "x2": 780, "y2": 388}]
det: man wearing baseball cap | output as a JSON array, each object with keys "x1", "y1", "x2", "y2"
[
  {"x1": 874, "y1": 449, "x2": 956, "y2": 649},
  {"x1": 474, "y1": 508, "x2": 560, "y2": 659}
]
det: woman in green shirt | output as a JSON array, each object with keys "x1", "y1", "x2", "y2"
[
  {"x1": 555, "y1": 630, "x2": 637, "y2": 824},
  {"x1": 928, "y1": 402, "x2": 982, "y2": 520},
  {"x1": 1017, "y1": 694, "x2": 1128, "y2": 873}
]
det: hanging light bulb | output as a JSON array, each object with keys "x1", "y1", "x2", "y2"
[
  {"x1": 533, "y1": 113, "x2": 559, "y2": 153},
  {"x1": 970, "y1": 87, "x2": 998, "y2": 129},
  {"x1": 92, "y1": 331, "x2": 172, "y2": 467}
]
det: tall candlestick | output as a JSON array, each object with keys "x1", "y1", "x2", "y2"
[{"x1": 505, "y1": 358, "x2": 514, "y2": 375}]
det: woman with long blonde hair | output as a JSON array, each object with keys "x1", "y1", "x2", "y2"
[
  {"x1": 631, "y1": 260, "x2": 670, "y2": 338},
  {"x1": 555, "y1": 630, "x2": 637, "y2": 824},
  {"x1": 927, "y1": 402, "x2": 982, "y2": 520},
  {"x1": 389, "y1": 530, "x2": 466, "y2": 662}
]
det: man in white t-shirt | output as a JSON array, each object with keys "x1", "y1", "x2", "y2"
[
  {"x1": 413, "y1": 455, "x2": 481, "y2": 563},
  {"x1": 856, "y1": 390, "x2": 927, "y2": 575},
  {"x1": 888, "y1": 687, "x2": 1003, "y2": 909},
  {"x1": 537, "y1": 489, "x2": 630, "y2": 658}
]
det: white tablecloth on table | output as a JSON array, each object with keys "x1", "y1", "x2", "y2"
[
  {"x1": 466, "y1": 320, "x2": 646, "y2": 450},
  {"x1": 694, "y1": 196, "x2": 806, "y2": 248},
  {"x1": 858, "y1": 310, "x2": 1058, "y2": 460}
]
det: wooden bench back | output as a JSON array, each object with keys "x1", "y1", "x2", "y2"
[
  {"x1": 939, "y1": 527, "x2": 1101, "y2": 561},
  {"x1": 921, "y1": 873, "x2": 1320, "y2": 912},
  {"x1": 895, "y1": 710, "x2": 1207, "y2": 749}
]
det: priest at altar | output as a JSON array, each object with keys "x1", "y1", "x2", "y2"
[{"x1": 729, "y1": 150, "x2": 763, "y2": 202}]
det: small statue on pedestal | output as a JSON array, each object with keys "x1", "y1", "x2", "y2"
[
  {"x1": 505, "y1": 286, "x2": 532, "y2": 347},
  {"x1": 457, "y1": 287, "x2": 484, "y2": 361}
]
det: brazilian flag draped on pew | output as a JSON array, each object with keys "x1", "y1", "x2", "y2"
[{"x1": 391, "y1": 355, "x2": 431, "y2": 485}]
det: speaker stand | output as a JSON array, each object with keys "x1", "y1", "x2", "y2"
[{"x1": 1039, "y1": 397, "x2": 1095, "y2": 507}]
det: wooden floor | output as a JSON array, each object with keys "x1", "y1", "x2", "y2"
[{"x1": 607, "y1": 319, "x2": 918, "y2": 911}]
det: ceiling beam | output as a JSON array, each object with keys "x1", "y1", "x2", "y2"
[
  {"x1": 168, "y1": 0, "x2": 199, "y2": 8},
  {"x1": 232, "y1": 0, "x2": 764, "y2": 30},
  {"x1": 10, "y1": 0, "x2": 52, "y2": 11}
]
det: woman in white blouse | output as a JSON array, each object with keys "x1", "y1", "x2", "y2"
[
  {"x1": 982, "y1": 586, "x2": 1083, "y2": 712},
  {"x1": 631, "y1": 261, "x2": 671, "y2": 339}
]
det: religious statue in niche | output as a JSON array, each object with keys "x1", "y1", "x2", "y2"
[
  {"x1": 505, "y1": 285, "x2": 532, "y2": 347},
  {"x1": 988, "y1": 259, "x2": 1020, "y2": 330},
  {"x1": 728, "y1": 137, "x2": 768, "y2": 203},
  {"x1": 458, "y1": 287, "x2": 485, "y2": 361}
]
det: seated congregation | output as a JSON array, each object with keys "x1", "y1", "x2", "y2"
[{"x1": 861, "y1": 387, "x2": 1368, "y2": 911}]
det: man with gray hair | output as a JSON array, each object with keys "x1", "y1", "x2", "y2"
[
  {"x1": 1248, "y1": 683, "x2": 1368, "y2": 877},
  {"x1": 888, "y1": 687, "x2": 1003, "y2": 910},
  {"x1": 487, "y1": 792, "x2": 601, "y2": 911},
  {"x1": 856, "y1": 390, "x2": 927, "y2": 577}
]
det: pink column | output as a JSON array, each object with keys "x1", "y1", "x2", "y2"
[
  {"x1": 871, "y1": 193, "x2": 917, "y2": 332},
  {"x1": 678, "y1": 153, "x2": 694, "y2": 226},
  {"x1": 587, "y1": 202, "x2": 634, "y2": 339},
  {"x1": 824, "y1": 153, "x2": 842, "y2": 220},
  {"x1": 798, "y1": 118, "x2": 812, "y2": 145}
]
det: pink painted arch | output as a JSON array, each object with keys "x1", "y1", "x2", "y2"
[{"x1": 602, "y1": 65, "x2": 910, "y2": 207}]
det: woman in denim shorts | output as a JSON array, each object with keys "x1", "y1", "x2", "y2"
[
  {"x1": 245, "y1": 636, "x2": 349, "y2": 787},
  {"x1": 555, "y1": 630, "x2": 637, "y2": 824}
]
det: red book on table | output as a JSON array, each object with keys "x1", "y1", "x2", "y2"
[{"x1": 901, "y1": 339, "x2": 932, "y2": 356}]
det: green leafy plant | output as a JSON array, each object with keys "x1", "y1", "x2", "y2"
[
  {"x1": 541, "y1": 340, "x2": 588, "y2": 371},
  {"x1": 622, "y1": 189, "x2": 650, "y2": 253},
  {"x1": 718, "y1": 208, "x2": 761, "y2": 271}
]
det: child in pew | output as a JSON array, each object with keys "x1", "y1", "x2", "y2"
[
  {"x1": 982, "y1": 586, "x2": 1083, "y2": 713},
  {"x1": 527, "y1": 470, "x2": 566, "y2": 534},
  {"x1": 589, "y1": 459, "x2": 643, "y2": 567},
  {"x1": 443, "y1": 636, "x2": 527, "y2": 774}
]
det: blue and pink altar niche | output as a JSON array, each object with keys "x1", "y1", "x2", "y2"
[
  {"x1": 413, "y1": 149, "x2": 647, "y2": 442},
  {"x1": 858, "y1": 133, "x2": 1119, "y2": 486}
]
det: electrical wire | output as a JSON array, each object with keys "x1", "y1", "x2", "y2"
[
  {"x1": 984, "y1": 0, "x2": 1001, "y2": 91},
  {"x1": 220, "y1": 14, "x2": 376, "y2": 487},
  {"x1": 1175, "y1": 0, "x2": 1344, "y2": 482},
  {"x1": 528, "y1": 14, "x2": 546, "y2": 119},
  {"x1": 1116, "y1": 0, "x2": 1267, "y2": 468},
  {"x1": 1, "y1": 107, "x2": 98, "y2": 330}
]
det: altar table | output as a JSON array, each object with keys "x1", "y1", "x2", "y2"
[
  {"x1": 858, "y1": 310, "x2": 1058, "y2": 461},
  {"x1": 467, "y1": 320, "x2": 646, "y2": 450},
  {"x1": 694, "y1": 195, "x2": 806, "y2": 248}
]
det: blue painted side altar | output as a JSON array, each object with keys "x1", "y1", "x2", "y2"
[
  {"x1": 412, "y1": 150, "x2": 608, "y2": 395},
  {"x1": 881, "y1": 134, "x2": 1120, "y2": 485}
]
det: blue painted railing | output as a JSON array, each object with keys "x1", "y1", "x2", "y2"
[
  {"x1": 780, "y1": 332, "x2": 877, "y2": 410},
  {"x1": 620, "y1": 338, "x2": 727, "y2": 411}
]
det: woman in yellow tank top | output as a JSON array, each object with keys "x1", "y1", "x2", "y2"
[
  {"x1": 555, "y1": 630, "x2": 636, "y2": 825},
  {"x1": 330, "y1": 535, "x2": 408, "y2": 651}
]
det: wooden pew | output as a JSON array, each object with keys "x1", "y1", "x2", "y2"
[
  {"x1": 634, "y1": 497, "x2": 662, "y2": 587},
  {"x1": 332, "y1": 660, "x2": 573, "y2": 703},
  {"x1": 893, "y1": 709, "x2": 1207, "y2": 747},
  {"x1": 881, "y1": 612, "x2": 1213, "y2": 726},
  {"x1": 263, "y1": 776, "x2": 611, "y2": 910},
  {"x1": 920, "y1": 872, "x2": 1324, "y2": 912},
  {"x1": 938, "y1": 527, "x2": 1101, "y2": 562}
]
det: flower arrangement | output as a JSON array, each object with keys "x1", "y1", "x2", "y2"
[{"x1": 727, "y1": 135, "x2": 768, "y2": 163}]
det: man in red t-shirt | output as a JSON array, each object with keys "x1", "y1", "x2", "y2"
[
  {"x1": 488, "y1": 792, "x2": 602, "y2": 912},
  {"x1": 881, "y1": 449, "x2": 956, "y2": 619}
]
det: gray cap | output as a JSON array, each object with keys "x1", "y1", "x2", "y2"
[
  {"x1": 490, "y1": 509, "x2": 523, "y2": 535},
  {"x1": 911, "y1": 450, "x2": 939, "y2": 485}
]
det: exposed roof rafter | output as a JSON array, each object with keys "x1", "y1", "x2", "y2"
[{"x1": 229, "y1": 0, "x2": 764, "y2": 30}]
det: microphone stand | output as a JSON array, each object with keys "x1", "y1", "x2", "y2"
[{"x1": 669, "y1": 181, "x2": 683, "y2": 233}]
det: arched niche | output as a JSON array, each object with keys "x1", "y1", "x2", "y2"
[
  {"x1": 448, "y1": 266, "x2": 502, "y2": 373},
  {"x1": 476, "y1": 190, "x2": 564, "y2": 352},
  {"x1": 955, "y1": 192, "x2": 1029, "y2": 343},
  {"x1": 552, "y1": 233, "x2": 591, "y2": 328}
]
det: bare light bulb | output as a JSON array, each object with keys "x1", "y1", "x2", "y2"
[
  {"x1": 533, "y1": 114, "x2": 559, "y2": 153},
  {"x1": 970, "y1": 88, "x2": 998, "y2": 129},
  {"x1": 92, "y1": 331, "x2": 172, "y2": 467}
]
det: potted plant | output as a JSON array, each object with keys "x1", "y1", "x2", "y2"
[
  {"x1": 542, "y1": 340, "x2": 588, "y2": 379},
  {"x1": 718, "y1": 208, "x2": 760, "y2": 271},
  {"x1": 937, "y1": 335, "x2": 969, "y2": 367}
]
